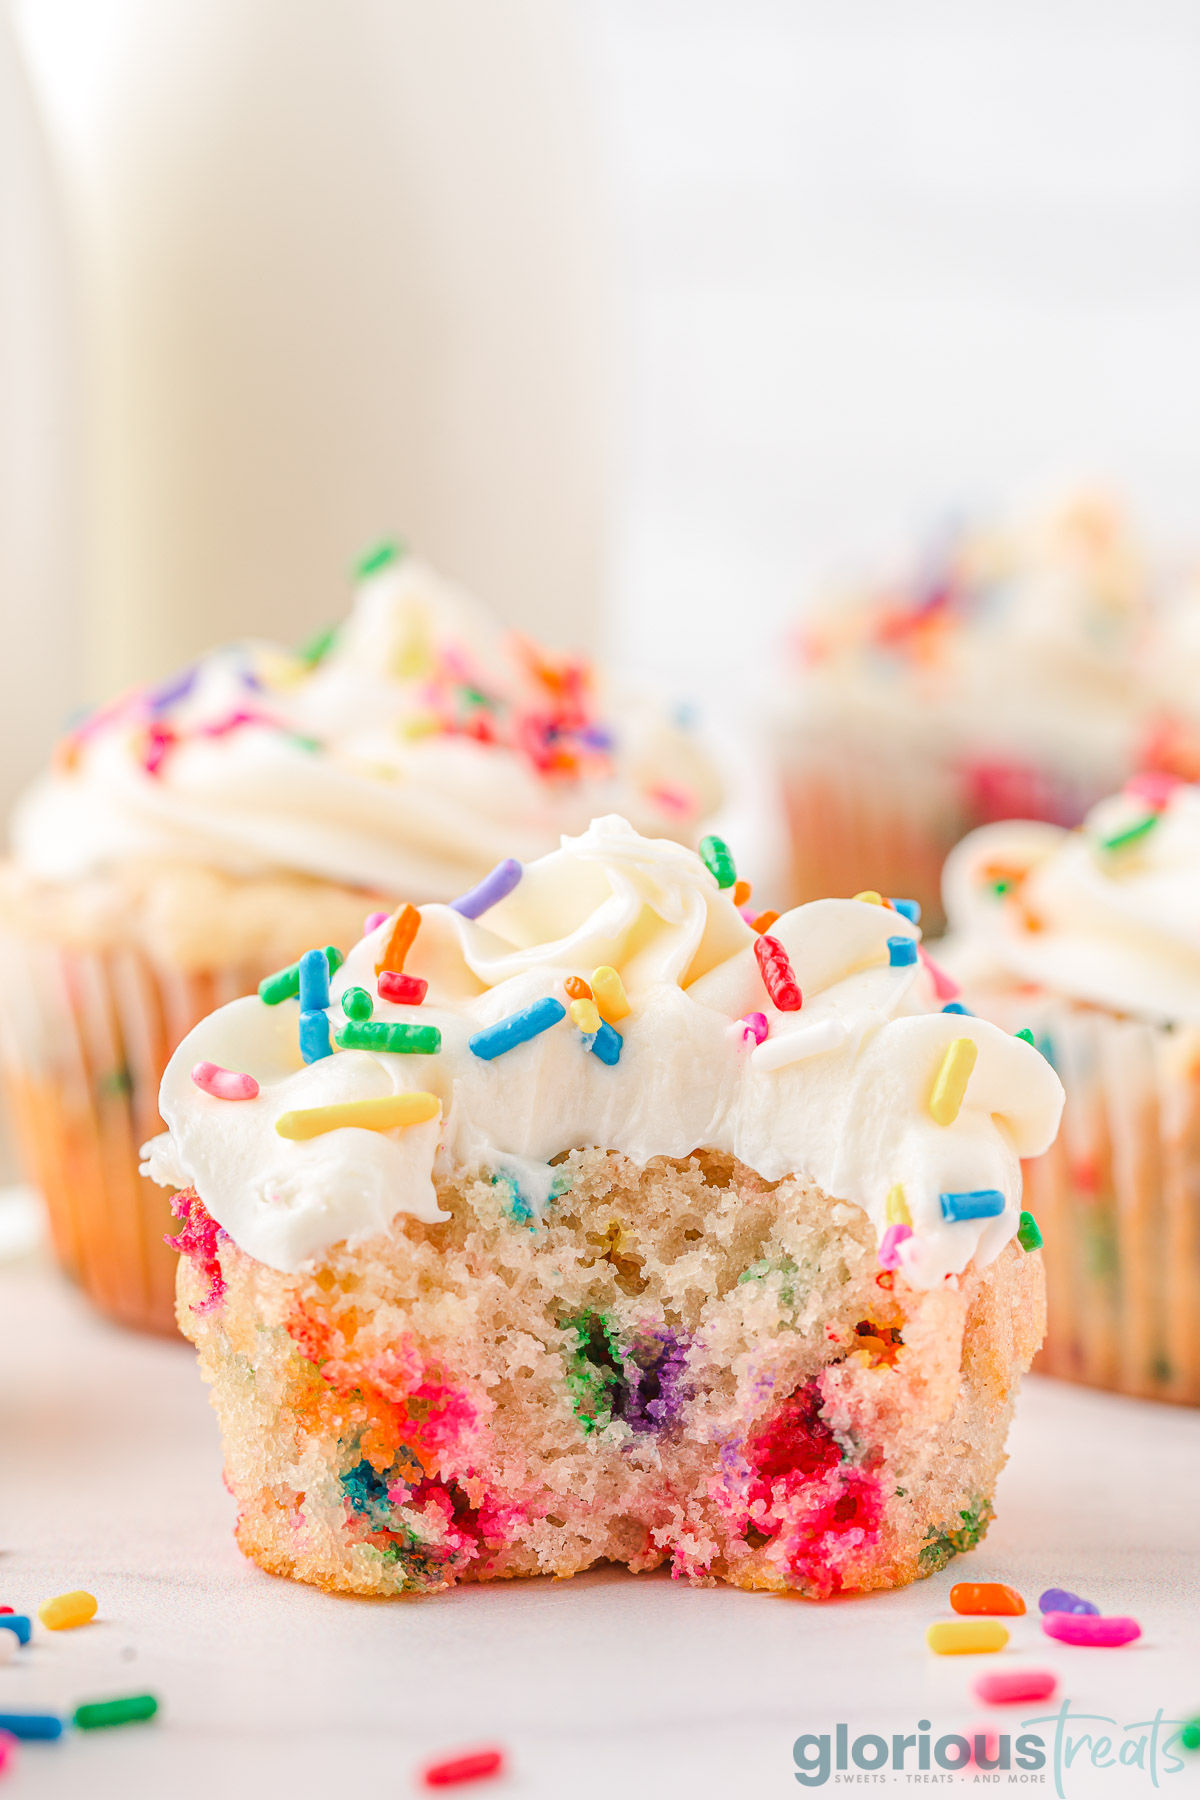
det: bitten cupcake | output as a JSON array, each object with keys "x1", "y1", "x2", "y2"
[
  {"x1": 143, "y1": 816, "x2": 1061, "y2": 1598},
  {"x1": 942, "y1": 775, "x2": 1200, "y2": 1404},
  {"x1": 775, "y1": 496, "x2": 1152, "y2": 931},
  {"x1": 0, "y1": 546, "x2": 722, "y2": 1333}
]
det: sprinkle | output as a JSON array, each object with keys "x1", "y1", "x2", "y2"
[
  {"x1": 926, "y1": 1620, "x2": 1009, "y2": 1655},
  {"x1": 878, "y1": 1223, "x2": 912, "y2": 1269},
  {"x1": 450, "y1": 859, "x2": 523, "y2": 920},
  {"x1": 929, "y1": 1037, "x2": 978, "y2": 1125},
  {"x1": 699, "y1": 834, "x2": 737, "y2": 889},
  {"x1": 1124, "y1": 770, "x2": 1180, "y2": 809},
  {"x1": 420, "y1": 1746, "x2": 506, "y2": 1789},
  {"x1": 588, "y1": 1020, "x2": 623, "y2": 1065},
  {"x1": 377, "y1": 971, "x2": 429, "y2": 1006},
  {"x1": 276, "y1": 1093, "x2": 440, "y2": 1138},
  {"x1": 940, "y1": 1188, "x2": 1005, "y2": 1222},
  {"x1": 469, "y1": 998, "x2": 565, "y2": 1061},
  {"x1": 1039, "y1": 1588, "x2": 1098, "y2": 1616},
  {"x1": 942, "y1": 1001, "x2": 971, "y2": 1014},
  {"x1": 0, "y1": 1713, "x2": 62, "y2": 1741},
  {"x1": 564, "y1": 976, "x2": 592, "y2": 1001},
  {"x1": 853, "y1": 891, "x2": 884, "y2": 905},
  {"x1": 364, "y1": 909, "x2": 390, "y2": 934},
  {"x1": 0, "y1": 1730, "x2": 11, "y2": 1772},
  {"x1": 754, "y1": 934, "x2": 802, "y2": 1011},
  {"x1": 190, "y1": 1062, "x2": 259, "y2": 1102},
  {"x1": 0, "y1": 1618, "x2": 30, "y2": 1645},
  {"x1": 354, "y1": 537, "x2": 404, "y2": 581},
  {"x1": 299, "y1": 947, "x2": 331, "y2": 1013},
  {"x1": 1015, "y1": 1027, "x2": 1035, "y2": 1045},
  {"x1": 73, "y1": 1695, "x2": 159, "y2": 1730},
  {"x1": 299, "y1": 1010, "x2": 332, "y2": 1063},
  {"x1": 295, "y1": 623, "x2": 339, "y2": 669},
  {"x1": 886, "y1": 1184, "x2": 911, "y2": 1226},
  {"x1": 1042, "y1": 1612, "x2": 1140, "y2": 1648},
  {"x1": 259, "y1": 946, "x2": 343, "y2": 1005},
  {"x1": 751, "y1": 1019, "x2": 845, "y2": 1068},
  {"x1": 919, "y1": 945, "x2": 961, "y2": 1001},
  {"x1": 37, "y1": 1591, "x2": 96, "y2": 1631},
  {"x1": 974, "y1": 1670, "x2": 1058, "y2": 1706},
  {"x1": 890, "y1": 897, "x2": 921, "y2": 924},
  {"x1": 341, "y1": 987, "x2": 373, "y2": 1021},
  {"x1": 591, "y1": 966, "x2": 631, "y2": 1023},
  {"x1": 887, "y1": 935, "x2": 918, "y2": 967},
  {"x1": 951, "y1": 1583, "x2": 1026, "y2": 1616},
  {"x1": 1180, "y1": 1719, "x2": 1200, "y2": 1752},
  {"x1": 1017, "y1": 1210, "x2": 1043, "y2": 1251},
  {"x1": 1100, "y1": 812, "x2": 1159, "y2": 853},
  {"x1": 733, "y1": 879, "x2": 752, "y2": 907},
  {"x1": 377, "y1": 905, "x2": 420, "y2": 974},
  {"x1": 335, "y1": 1021, "x2": 441, "y2": 1055},
  {"x1": 739, "y1": 1012, "x2": 769, "y2": 1046},
  {"x1": 146, "y1": 664, "x2": 198, "y2": 713},
  {"x1": 752, "y1": 909, "x2": 780, "y2": 934},
  {"x1": 570, "y1": 997, "x2": 602, "y2": 1035}
]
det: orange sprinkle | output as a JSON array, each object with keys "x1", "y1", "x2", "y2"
[
  {"x1": 752, "y1": 910, "x2": 780, "y2": 934},
  {"x1": 376, "y1": 904, "x2": 420, "y2": 975},
  {"x1": 733, "y1": 879, "x2": 752, "y2": 908},
  {"x1": 950, "y1": 1582, "x2": 1026, "y2": 1617},
  {"x1": 564, "y1": 976, "x2": 592, "y2": 1001}
]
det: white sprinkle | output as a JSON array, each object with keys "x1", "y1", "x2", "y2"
[{"x1": 750, "y1": 1018, "x2": 847, "y2": 1070}]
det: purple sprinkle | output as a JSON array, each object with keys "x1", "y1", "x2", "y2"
[
  {"x1": 450, "y1": 857, "x2": 523, "y2": 920},
  {"x1": 1039, "y1": 1587, "x2": 1099, "y2": 1616},
  {"x1": 578, "y1": 724, "x2": 615, "y2": 752},
  {"x1": 740, "y1": 1012, "x2": 768, "y2": 1045},
  {"x1": 146, "y1": 665, "x2": 199, "y2": 714},
  {"x1": 363, "y1": 910, "x2": 390, "y2": 934}
]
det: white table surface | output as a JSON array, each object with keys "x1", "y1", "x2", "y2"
[{"x1": 3, "y1": 1207, "x2": 1199, "y2": 1800}]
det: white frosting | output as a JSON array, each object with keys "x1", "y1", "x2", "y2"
[
  {"x1": 942, "y1": 782, "x2": 1200, "y2": 1025},
  {"x1": 144, "y1": 817, "x2": 1063, "y2": 1287},
  {"x1": 12, "y1": 557, "x2": 722, "y2": 898}
]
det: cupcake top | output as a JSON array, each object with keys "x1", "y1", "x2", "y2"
[
  {"x1": 942, "y1": 774, "x2": 1200, "y2": 1025},
  {"x1": 11, "y1": 546, "x2": 722, "y2": 899},
  {"x1": 144, "y1": 816, "x2": 1063, "y2": 1289},
  {"x1": 789, "y1": 496, "x2": 1151, "y2": 780}
]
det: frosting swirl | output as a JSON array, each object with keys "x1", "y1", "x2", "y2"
[
  {"x1": 12, "y1": 553, "x2": 722, "y2": 897},
  {"x1": 144, "y1": 816, "x2": 1062, "y2": 1287}
]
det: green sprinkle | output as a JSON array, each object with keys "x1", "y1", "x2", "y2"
[
  {"x1": 699, "y1": 833, "x2": 737, "y2": 889},
  {"x1": 1100, "y1": 812, "x2": 1159, "y2": 854},
  {"x1": 258, "y1": 945, "x2": 344, "y2": 1006},
  {"x1": 73, "y1": 1694, "x2": 158, "y2": 1731},
  {"x1": 295, "y1": 623, "x2": 338, "y2": 669},
  {"x1": 335, "y1": 1020, "x2": 441, "y2": 1055},
  {"x1": 354, "y1": 538, "x2": 405, "y2": 582},
  {"x1": 341, "y1": 987, "x2": 373, "y2": 1022},
  {"x1": 1181, "y1": 1719, "x2": 1200, "y2": 1752},
  {"x1": 990, "y1": 877, "x2": 1013, "y2": 897},
  {"x1": 1015, "y1": 1027, "x2": 1035, "y2": 1046},
  {"x1": 1017, "y1": 1210, "x2": 1043, "y2": 1252},
  {"x1": 288, "y1": 733, "x2": 322, "y2": 753}
]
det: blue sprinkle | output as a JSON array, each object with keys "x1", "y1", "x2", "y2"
[
  {"x1": 298, "y1": 947, "x2": 331, "y2": 1013},
  {"x1": 890, "y1": 897, "x2": 921, "y2": 924},
  {"x1": 939, "y1": 1188, "x2": 1006, "y2": 1222},
  {"x1": 1039, "y1": 1587, "x2": 1098, "y2": 1616},
  {"x1": 942, "y1": 1001, "x2": 972, "y2": 1015},
  {"x1": 469, "y1": 996, "x2": 565, "y2": 1061},
  {"x1": 887, "y1": 935, "x2": 918, "y2": 967},
  {"x1": 0, "y1": 1712, "x2": 63, "y2": 1741},
  {"x1": 0, "y1": 1616, "x2": 31, "y2": 1645},
  {"x1": 299, "y1": 1009, "x2": 332, "y2": 1063},
  {"x1": 589, "y1": 1020, "x2": 622, "y2": 1065},
  {"x1": 1035, "y1": 1032, "x2": 1057, "y2": 1069}
]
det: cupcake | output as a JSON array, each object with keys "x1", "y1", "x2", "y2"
[
  {"x1": 775, "y1": 496, "x2": 1152, "y2": 931},
  {"x1": 0, "y1": 546, "x2": 722, "y2": 1333},
  {"x1": 941, "y1": 775, "x2": 1200, "y2": 1403},
  {"x1": 143, "y1": 816, "x2": 1061, "y2": 1597}
]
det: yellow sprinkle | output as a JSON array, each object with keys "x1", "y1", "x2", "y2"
[
  {"x1": 275, "y1": 1093, "x2": 441, "y2": 1140},
  {"x1": 929, "y1": 1037, "x2": 978, "y2": 1126},
  {"x1": 38, "y1": 1591, "x2": 98, "y2": 1631},
  {"x1": 570, "y1": 997, "x2": 602, "y2": 1035},
  {"x1": 886, "y1": 1183, "x2": 911, "y2": 1226},
  {"x1": 591, "y1": 966, "x2": 630, "y2": 1023},
  {"x1": 925, "y1": 1619, "x2": 1009, "y2": 1656},
  {"x1": 396, "y1": 711, "x2": 440, "y2": 742},
  {"x1": 853, "y1": 890, "x2": 885, "y2": 906}
]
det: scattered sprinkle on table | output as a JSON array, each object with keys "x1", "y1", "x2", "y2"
[
  {"x1": 926, "y1": 1620, "x2": 1009, "y2": 1655},
  {"x1": 420, "y1": 1746, "x2": 506, "y2": 1789},
  {"x1": 275, "y1": 1093, "x2": 440, "y2": 1139},
  {"x1": 0, "y1": 1713, "x2": 63, "y2": 1741},
  {"x1": 973, "y1": 1670, "x2": 1058, "y2": 1706},
  {"x1": 1042, "y1": 1612, "x2": 1140, "y2": 1647},
  {"x1": 73, "y1": 1695, "x2": 159, "y2": 1731},
  {"x1": 38, "y1": 1591, "x2": 97, "y2": 1631},
  {"x1": 951, "y1": 1582, "x2": 1025, "y2": 1616},
  {"x1": 1039, "y1": 1587, "x2": 1097, "y2": 1615},
  {"x1": 0, "y1": 1731, "x2": 14, "y2": 1774},
  {"x1": 0, "y1": 1618, "x2": 30, "y2": 1645}
]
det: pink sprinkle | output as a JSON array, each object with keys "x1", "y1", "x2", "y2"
[
  {"x1": 191, "y1": 1061, "x2": 259, "y2": 1102},
  {"x1": 1124, "y1": 770, "x2": 1181, "y2": 810},
  {"x1": 420, "y1": 1746, "x2": 505, "y2": 1788},
  {"x1": 0, "y1": 1731, "x2": 17, "y2": 1776},
  {"x1": 739, "y1": 906, "x2": 757, "y2": 925},
  {"x1": 1042, "y1": 1612, "x2": 1141, "y2": 1647},
  {"x1": 739, "y1": 1011, "x2": 769, "y2": 1045},
  {"x1": 364, "y1": 910, "x2": 390, "y2": 934},
  {"x1": 974, "y1": 1669, "x2": 1059, "y2": 1706},
  {"x1": 878, "y1": 1223, "x2": 913, "y2": 1269},
  {"x1": 143, "y1": 723, "x2": 176, "y2": 776},
  {"x1": 203, "y1": 708, "x2": 267, "y2": 737},
  {"x1": 918, "y1": 944, "x2": 960, "y2": 1001},
  {"x1": 647, "y1": 783, "x2": 693, "y2": 816}
]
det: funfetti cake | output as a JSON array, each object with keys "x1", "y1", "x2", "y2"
[
  {"x1": 0, "y1": 544, "x2": 722, "y2": 1333},
  {"x1": 144, "y1": 816, "x2": 1063, "y2": 1598}
]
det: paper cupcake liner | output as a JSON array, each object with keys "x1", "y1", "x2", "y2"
[
  {"x1": 990, "y1": 994, "x2": 1200, "y2": 1405},
  {"x1": 0, "y1": 931, "x2": 262, "y2": 1334}
]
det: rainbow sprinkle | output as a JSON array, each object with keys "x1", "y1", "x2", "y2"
[
  {"x1": 1099, "y1": 812, "x2": 1159, "y2": 854},
  {"x1": 468, "y1": 998, "x2": 565, "y2": 1061},
  {"x1": 354, "y1": 538, "x2": 404, "y2": 581},
  {"x1": 1016, "y1": 1210, "x2": 1043, "y2": 1251},
  {"x1": 377, "y1": 970, "x2": 429, "y2": 1006},
  {"x1": 376, "y1": 904, "x2": 421, "y2": 975},
  {"x1": 754, "y1": 934, "x2": 802, "y2": 1011},
  {"x1": 591, "y1": 966, "x2": 630, "y2": 1023},
  {"x1": 450, "y1": 858, "x2": 523, "y2": 920},
  {"x1": 335, "y1": 1021, "x2": 441, "y2": 1055},
  {"x1": 587, "y1": 1020, "x2": 623, "y2": 1066},
  {"x1": 259, "y1": 946, "x2": 343, "y2": 1006},
  {"x1": 341, "y1": 987, "x2": 373, "y2": 1021},
  {"x1": 887, "y1": 935, "x2": 918, "y2": 967},
  {"x1": 929, "y1": 1037, "x2": 978, "y2": 1125},
  {"x1": 699, "y1": 834, "x2": 737, "y2": 889},
  {"x1": 275, "y1": 1093, "x2": 440, "y2": 1138},
  {"x1": 191, "y1": 1062, "x2": 259, "y2": 1102},
  {"x1": 939, "y1": 1189, "x2": 1005, "y2": 1222}
]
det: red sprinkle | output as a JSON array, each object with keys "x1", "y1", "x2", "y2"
[
  {"x1": 974, "y1": 1669, "x2": 1059, "y2": 1706},
  {"x1": 754, "y1": 933, "x2": 802, "y2": 1011},
  {"x1": 378, "y1": 970, "x2": 429, "y2": 1006},
  {"x1": 420, "y1": 1747, "x2": 505, "y2": 1789}
]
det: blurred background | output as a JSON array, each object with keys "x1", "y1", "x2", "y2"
[{"x1": 5, "y1": 0, "x2": 1200, "y2": 819}]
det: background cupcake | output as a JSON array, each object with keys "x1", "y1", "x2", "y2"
[
  {"x1": 775, "y1": 496, "x2": 1153, "y2": 931},
  {"x1": 0, "y1": 545, "x2": 723, "y2": 1333},
  {"x1": 941, "y1": 776, "x2": 1200, "y2": 1404}
]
